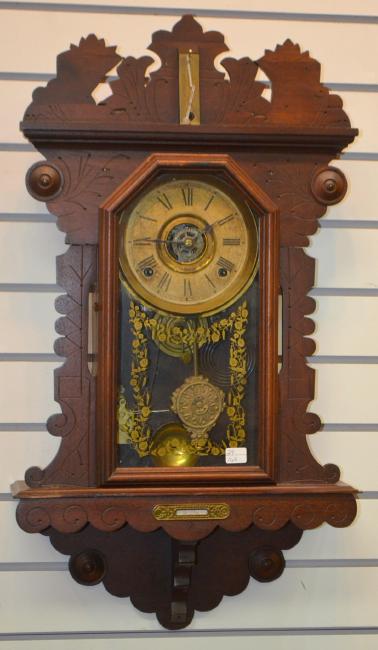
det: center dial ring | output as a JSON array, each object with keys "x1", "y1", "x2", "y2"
[{"x1": 159, "y1": 215, "x2": 214, "y2": 272}]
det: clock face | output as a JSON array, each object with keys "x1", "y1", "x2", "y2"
[{"x1": 119, "y1": 176, "x2": 258, "y2": 316}]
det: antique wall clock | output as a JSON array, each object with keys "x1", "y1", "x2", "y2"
[{"x1": 13, "y1": 15, "x2": 357, "y2": 629}]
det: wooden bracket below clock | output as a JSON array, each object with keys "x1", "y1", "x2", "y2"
[{"x1": 13, "y1": 15, "x2": 357, "y2": 629}]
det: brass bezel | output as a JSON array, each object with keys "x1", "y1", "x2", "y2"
[{"x1": 119, "y1": 175, "x2": 259, "y2": 316}]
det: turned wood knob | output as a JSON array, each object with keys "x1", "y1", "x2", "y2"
[
  {"x1": 311, "y1": 166, "x2": 347, "y2": 205},
  {"x1": 249, "y1": 546, "x2": 285, "y2": 582},
  {"x1": 69, "y1": 549, "x2": 106, "y2": 586},
  {"x1": 26, "y1": 162, "x2": 64, "y2": 200}
]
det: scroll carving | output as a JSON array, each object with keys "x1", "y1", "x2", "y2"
[
  {"x1": 16, "y1": 493, "x2": 357, "y2": 537},
  {"x1": 279, "y1": 246, "x2": 340, "y2": 483},
  {"x1": 22, "y1": 15, "x2": 350, "y2": 130},
  {"x1": 25, "y1": 245, "x2": 97, "y2": 487}
]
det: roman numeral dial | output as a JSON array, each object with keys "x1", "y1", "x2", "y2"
[
  {"x1": 182, "y1": 186, "x2": 193, "y2": 206},
  {"x1": 157, "y1": 271, "x2": 171, "y2": 292},
  {"x1": 119, "y1": 176, "x2": 258, "y2": 316}
]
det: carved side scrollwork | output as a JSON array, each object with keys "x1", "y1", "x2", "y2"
[
  {"x1": 279, "y1": 247, "x2": 340, "y2": 483},
  {"x1": 25, "y1": 245, "x2": 97, "y2": 487}
]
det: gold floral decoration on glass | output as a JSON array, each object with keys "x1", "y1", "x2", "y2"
[{"x1": 117, "y1": 300, "x2": 249, "y2": 458}]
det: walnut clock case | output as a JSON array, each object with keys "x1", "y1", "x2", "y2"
[{"x1": 13, "y1": 16, "x2": 358, "y2": 629}]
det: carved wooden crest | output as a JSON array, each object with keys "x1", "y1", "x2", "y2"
[{"x1": 24, "y1": 15, "x2": 350, "y2": 130}]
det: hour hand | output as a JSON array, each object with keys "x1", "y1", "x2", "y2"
[
  {"x1": 131, "y1": 237, "x2": 186, "y2": 246},
  {"x1": 131, "y1": 237, "x2": 168, "y2": 245},
  {"x1": 201, "y1": 222, "x2": 213, "y2": 235},
  {"x1": 201, "y1": 220, "x2": 219, "y2": 235}
]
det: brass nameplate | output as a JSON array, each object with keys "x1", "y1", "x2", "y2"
[
  {"x1": 179, "y1": 51, "x2": 200, "y2": 125},
  {"x1": 153, "y1": 503, "x2": 230, "y2": 521}
]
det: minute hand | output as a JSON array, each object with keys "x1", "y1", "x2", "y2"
[{"x1": 201, "y1": 214, "x2": 235, "y2": 234}]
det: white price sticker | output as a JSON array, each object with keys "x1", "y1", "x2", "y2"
[{"x1": 225, "y1": 447, "x2": 247, "y2": 464}]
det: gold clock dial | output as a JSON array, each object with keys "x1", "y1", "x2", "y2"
[{"x1": 119, "y1": 176, "x2": 258, "y2": 315}]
